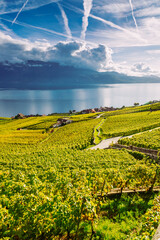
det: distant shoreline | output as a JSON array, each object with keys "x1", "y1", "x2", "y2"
[
  {"x1": 0, "y1": 82, "x2": 160, "y2": 91},
  {"x1": 0, "y1": 84, "x2": 159, "y2": 117}
]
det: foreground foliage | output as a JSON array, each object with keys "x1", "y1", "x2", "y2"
[
  {"x1": 0, "y1": 107, "x2": 160, "y2": 239},
  {"x1": 0, "y1": 147, "x2": 160, "y2": 239},
  {"x1": 134, "y1": 195, "x2": 160, "y2": 239}
]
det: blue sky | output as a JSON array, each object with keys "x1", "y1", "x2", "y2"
[{"x1": 0, "y1": 0, "x2": 160, "y2": 76}]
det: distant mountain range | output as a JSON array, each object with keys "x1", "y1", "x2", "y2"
[{"x1": 0, "y1": 61, "x2": 160, "y2": 90}]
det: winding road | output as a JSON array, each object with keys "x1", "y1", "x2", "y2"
[
  {"x1": 90, "y1": 136, "x2": 121, "y2": 150},
  {"x1": 90, "y1": 126, "x2": 160, "y2": 150}
]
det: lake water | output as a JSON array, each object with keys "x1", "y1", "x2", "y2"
[{"x1": 0, "y1": 83, "x2": 159, "y2": 117}]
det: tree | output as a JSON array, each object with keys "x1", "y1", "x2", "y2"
[{"x1": 134, "y1": 102, "x2": 139, "y2": 106}]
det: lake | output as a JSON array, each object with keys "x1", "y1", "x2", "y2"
[{"x1": 0, "y1": 83, "x2": 159, "y2": 117}]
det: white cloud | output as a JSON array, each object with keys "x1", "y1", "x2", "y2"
[
  {"x1": 92, "y1": 0, "x2": 156, "y2": 17},
  {"x1": 130, "y1": 62, "x2": 160, "y2": 76},
  {"x1": 87, "y1": 28, "x2": 147, "y2": 48},
  {"x1": 108, "y1": 61, "x2": 160, "y2": 77},
  {"x1": 135, "y1": 6, "x2": 160, "y2": 18},
  {"x1": 0, "y1": 0, "x2": 6, "y2": 12},
  {"x1": 132, "y1": 63, "x2": 151, "y2": 73},
  {"x1": 146, "y1": 50, "x2": 160, "y2": 55},
  {"x1": 0, "y1": 31, "x2": 112, "y2": 71},
  {"x1": 93, "y1": 2, "x2": 130, "y2": 16},
  {"x1": 44, "y1": 41, "x2": 113, "y2": 70},
  {"x1": 0, "y1": 30, "x2": 159, "y2": 77},
  {"x1": 87, "y1": 14, "x2": 160, "y2": 48},
  {"x1": 139, "y1": 17, "x2": 160, "y2": 45}
]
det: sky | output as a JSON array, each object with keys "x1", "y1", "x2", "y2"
[{"x1": 0, "y1": 0, "x2": 160, "y2": 76}]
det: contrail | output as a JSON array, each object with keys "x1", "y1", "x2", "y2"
[
  {"x1": 12, "y1": 0, "x2": 29, "y2": 25},
  {"x1": 129, "y1": 0, "x2": 138, "y2": 29},
  {"x1": 0, "y1": 1, "x2": 58, "y2": 16},
  {"x1": 62, "y1": 3, "x2": 145, "y2": 43},
  {"x1": 90, "y1": 14, "x2": 144, "y2": 41},
  {"x1": 57, "y1": 3, "x2": 72, "y2": 40},
  {"x1": 1, "y1": 17, "x2": 95, "y2": 45},
  {"x1": 1, "y1": 17, "x2": 71, "y2": 39},
  {"x1": 81, "y1": 0, "x2": 93, "y2": 40},
  {"x1": 0, "y1": 22, "x2": 11, "y2": 32}
]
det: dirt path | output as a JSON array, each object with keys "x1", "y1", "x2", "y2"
[
  {"x1": 96, "y1": 113, "x2": 105, "y2": 119},
  {"x1": 90, "y1": 136, "x2": 121, "y2": 150},
  {"x1": 90, "y1": 126, "x2": 160, "y2": 150},
  {"x1": 152, "y1": 224, "x2": 160, "y2": 240}
]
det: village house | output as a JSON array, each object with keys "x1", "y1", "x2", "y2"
[
  {"x1": 14, "y1": 113, "x2": 26, "y2": 119},
  {"x1": 80, "y1": 109, "x2": 96, "y2": 114},
  {"x1": 53, "y1": 118, "x2": 73, "y2": 128},
  {"x1": 80, "y1": 107, "x2": 117, "y2": 114}
]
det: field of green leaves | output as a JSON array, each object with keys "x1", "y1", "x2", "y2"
[
  {"x1": 101, "y1": 111, "x2": 160, "y2": 138},
  {"x1": 0, "y1": 104, "x2": 160, "y2": 239},
  {"x1": 119, "y1": 128, "x2": 160, "y2": 150}
]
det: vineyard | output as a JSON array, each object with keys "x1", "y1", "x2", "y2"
[
  {"x1": 102, "y1": 101, "x2": 160, "y2": 118},
  {"x1": 40, "y1": 118, "x2": 101, "y2": 150},
  {"x1": 101, "y1": 111, "x2": 160, "y2": 138},
  {"x1": 119, "y1": 128, "x2": 160, "y2": 150},
  {"x1": 0, "y1": 104, "x2": 160, "y2": 239}
]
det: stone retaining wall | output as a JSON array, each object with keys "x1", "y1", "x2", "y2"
[{"x1": 113, "y1": 144, "x2": 159, "y2": 161}]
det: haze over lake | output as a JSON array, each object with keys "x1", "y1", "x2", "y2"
[{"x1": 0, "y1": 83, "x2": 159, "y2": 117}]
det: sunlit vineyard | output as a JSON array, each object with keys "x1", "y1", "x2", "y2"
[
  {"x1": 0, "y1": 107, "x2": 160, "y2": 239},
  {"x1": 40, "y1": 118, "x2": 101, "y2": 150},
  {"x1": 70, "y1": 112, "x2": 100, "y2": 121},
  {"x1": 0, "y1": 130, "x2": 48, "y2": 144},
  {"x1": 102, "y1": 101, "x2": 160, "y2": 118},
  {"x1": 0, "y1": 115, "x2": 61, "y2": 131},
  {"x1": 101, "y1": 111, "x2": 160, "y2": 138},
  {"x1": 119, "y1": 128, "x2": 160, "y2": 150}
]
